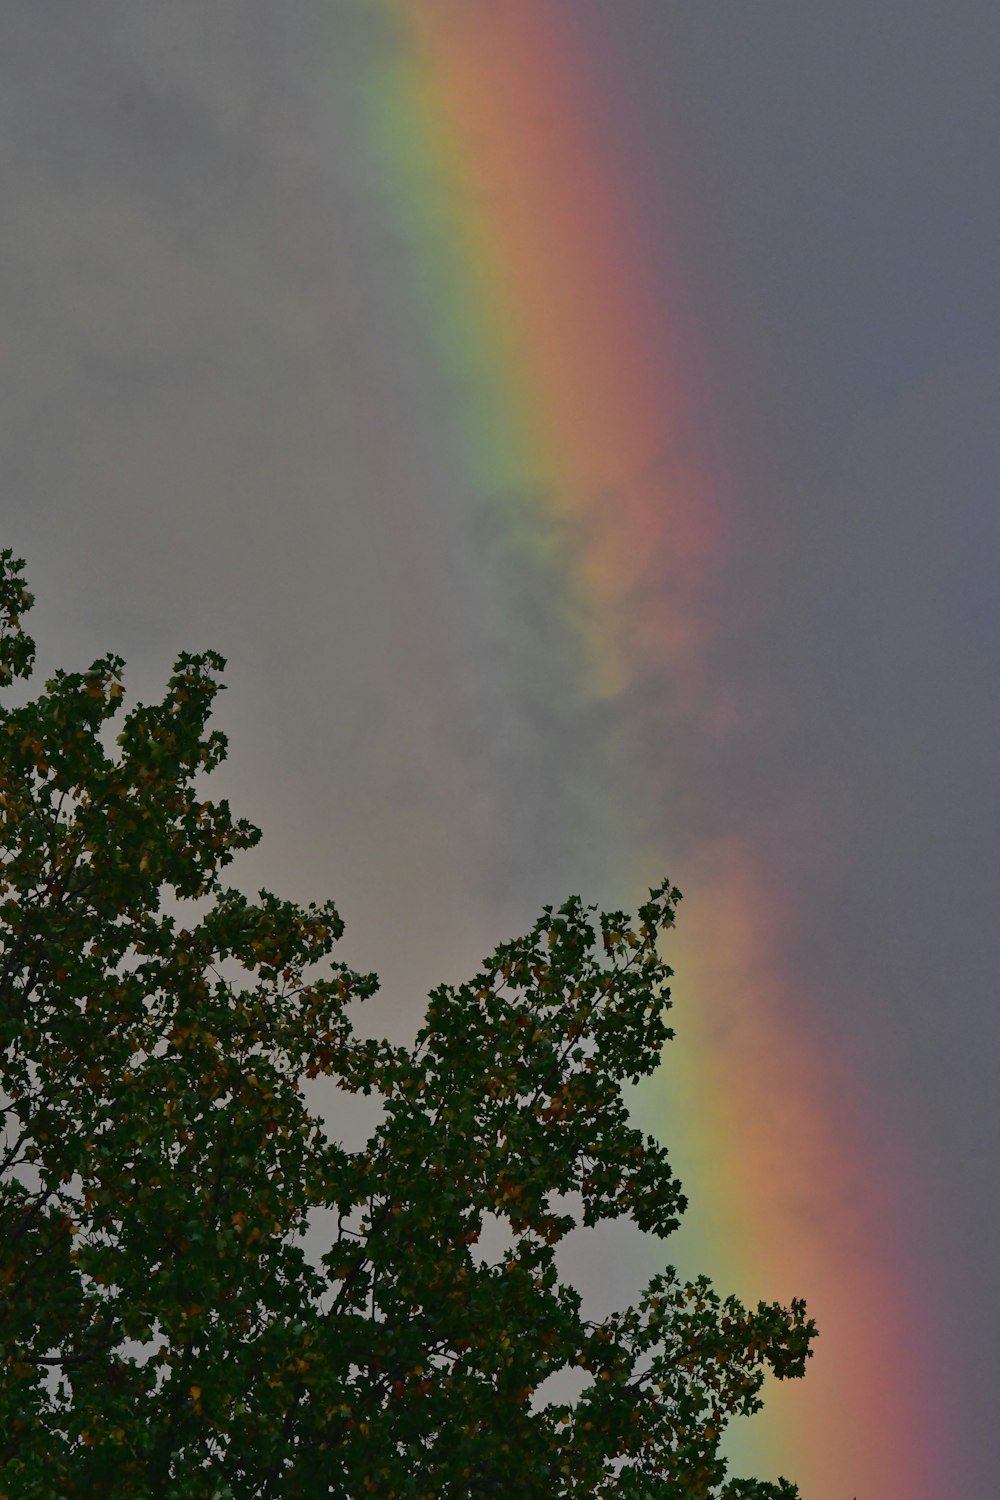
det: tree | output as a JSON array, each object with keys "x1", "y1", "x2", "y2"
[{"x1": 0, "y1": 550, "x2": 815, "y2": 1498}]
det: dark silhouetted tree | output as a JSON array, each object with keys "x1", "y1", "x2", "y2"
[{"x1": 0, "y1": 552, "x2": 814, "y2": 1498}]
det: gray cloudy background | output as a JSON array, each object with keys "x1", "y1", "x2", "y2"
[{"x1": 2, "y1": 3, "x2": 997, "y2": 1496}]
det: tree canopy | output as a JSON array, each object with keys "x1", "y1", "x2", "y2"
[{"x1": 0, "y1": 550, "x2": 814, "y2": 1498}]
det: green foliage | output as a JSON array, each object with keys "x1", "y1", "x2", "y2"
[{"x1": 0, "y1": 551, "x2": 815, "y2": 1497}]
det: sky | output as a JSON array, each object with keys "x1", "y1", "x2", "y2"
[{"x1": 2, "y1": 3, "x2": 998, "y2": 1495}]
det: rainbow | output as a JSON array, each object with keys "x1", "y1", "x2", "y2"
[
  {"x1": 347, "y1": 3, "x2": 952, "y2": 1495},
  {"x1": 364, "y1": 0, "x2": 726, "y2": 698}
]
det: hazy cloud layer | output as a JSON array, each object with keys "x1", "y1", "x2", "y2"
[{"x1": 2, "y1": 4, "x2": 997, "y2": 1493}]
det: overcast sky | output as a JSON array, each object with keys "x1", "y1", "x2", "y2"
[{"x1": 2, "y1": 4, "x2": 997, "y2": 1495}]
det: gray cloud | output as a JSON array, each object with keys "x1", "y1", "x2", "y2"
[{"x1": 2, "y1": 4, "x2": 997, "y2": 1493}]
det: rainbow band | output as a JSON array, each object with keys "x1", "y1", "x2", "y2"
[
  {"x1": 353, "y1": 3, "x2": 951, "y2": 1494},
  {"x1": 366, "y1": 1, "x2": 725, "y2": 697}
]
